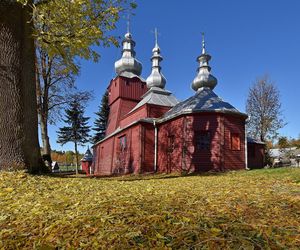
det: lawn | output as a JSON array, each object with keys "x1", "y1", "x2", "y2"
[{"x1": 0, "y1": 168, "x2": 299, "y2": 249}]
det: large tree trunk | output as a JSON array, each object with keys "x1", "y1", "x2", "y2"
[{"x1": 0, "y1": 1, "x2": 46, "y2": 173}]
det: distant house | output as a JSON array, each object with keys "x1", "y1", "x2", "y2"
[
  {"x1": 270, "y1": 147, "x2": 299, "y2": 167},
  {"x1": 81, "y1": 148, "x2": 93, "y2": 175},
  {"x1": 92, "y1": 31, "x2": 264, "y2": 175},
  {"x1": 269, "y1": 147, "x2": 297, "y2": 159},
  {"x1": 51, "y1": 161, "x2": 59, "y2": 172}
]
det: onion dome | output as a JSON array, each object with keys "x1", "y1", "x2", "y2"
[
  {"x1": 146, "y1": 28, "x2": 166, "y2": 89},
  {"x1": 114, "y1": 31, "x2": 142, "y2": 77},
  {"x1": 191, "y1": 33, "x2": 217, "y2": 91}
]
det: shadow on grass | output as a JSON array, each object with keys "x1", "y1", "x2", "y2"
[
  {"x1": 98, "y1": 170, "x2": 234, "y2": 182},
  {"x1": 44, "y1": 169, "x2": 233, "y2": 181}
]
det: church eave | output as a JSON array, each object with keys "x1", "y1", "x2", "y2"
[
  {"x1": 92, "y1": 118, "x2": 154, "y2": 147},
  {"x1": 158, "y1": 109, "x2": 248, "y2": 124}
]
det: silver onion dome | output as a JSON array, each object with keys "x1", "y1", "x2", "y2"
[
  {"x1": 191, "y1": 33, "x2": 217, "y2": 91},
  {"x1": 146, "y1": 29, "x2": 166, "y2": 89},
  {"x1": 115, "y1": 32, "x2": 142, "y2": 76}
]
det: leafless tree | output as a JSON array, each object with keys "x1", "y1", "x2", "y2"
[{"x1": 246, "y1": 75, "x2": 285, "y2": 142}]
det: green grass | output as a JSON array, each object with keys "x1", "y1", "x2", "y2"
[{"x1": 0, "y1": 168, "x2": 299, "y2": 249}]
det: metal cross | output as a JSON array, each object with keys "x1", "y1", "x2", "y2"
[
  {"x1": 201, "y1": 32, "x2": 206, "y2": 54},
  {"x1": 151, "y1": 28, "x2": 161, "y2": 46},
  {"x1": 126, "y1": 13, "x2": 131, "y2": 33}
]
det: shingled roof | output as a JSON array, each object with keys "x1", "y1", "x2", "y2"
[
  {"x1": 130, "y1": 87, "x2": 178, "y2": 113},
  {"x1": 160, "y1": 87, "x2": 247, "y2": 122}
]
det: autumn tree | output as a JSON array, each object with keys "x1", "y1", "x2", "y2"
[
  {"x1": 0, "y1": 1, "x2": 45, "y2": 172},
  {"x1": 246, "y1": 76, "x2": 285, "y2": 142},
  {"x1": 33, "y1": 0, "x2": 136, "y2": 70},
  {"x1": 277, "y1": 136, "x2": 289, "y2": 149},
  {"x1": 0, "y1": 0, "x2": 135, "y2": 172},
  {"x1": 92, "y1": 90, "x2": 110, "y2": 144},
  {"x1": 290, "y1": 135, "x2": 300, "y2": 148},
  {"x1": 34, "y1": 0, "x2": 135, "y2": 158},
  {"x1": 35, "y1": 47, "x2": 91, "y2": 157},
  {"x1": 65, "y1": 151, "x2": 75, "y2": 166},
  {"x1": 57, "y1": 99, "x2": 90, "y2": 175}
]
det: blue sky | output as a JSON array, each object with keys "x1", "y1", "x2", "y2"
[{"x1": 48, "y1": 0, "x2": 300, "y2": 153}]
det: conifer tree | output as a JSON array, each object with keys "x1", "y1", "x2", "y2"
[
  {"x1": 92, "y1": 90, "x2": 110, "y2": 143},
  {"x1": 57, "y1": 99, "x2": 90, "y2": 174}
]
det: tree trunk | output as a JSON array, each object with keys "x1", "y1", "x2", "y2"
[
  {"x1": 40, "y1": 115, "x2": 51, "y2": 156},
  {"x1": 74, "y1": 141, "x2": 79, "y2": 175},
  {"x1": 39, "y1": 112, "x2": 52, "y2": 170},
  {"x1": 35, "y1": 53, "x2": 52, "y2": 163},
  {"x1": 0, "y1": 1, "x2": 46, "y2": 173}
]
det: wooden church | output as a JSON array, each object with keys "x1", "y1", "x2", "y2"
[{"x1": 91, "y1": 30, "x2": 264, "y2": 175}]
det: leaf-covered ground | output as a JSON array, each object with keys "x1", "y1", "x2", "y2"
[{"x1": 0, "y1": 168, "x2": 300, "y2": 249}]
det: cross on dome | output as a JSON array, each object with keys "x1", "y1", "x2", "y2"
[
  {"x1": 126, "y1": 13, "x2": 131, "y2": 34},
  {"x1": 201, "y1": 32, "x2": 206, "y2": 54},
  {"x1": 191, "y1": 33, "x2": 218, "y2": 91},
  {"x1": 146, "y1": 28, "x2": 166, "y2": 89},
  {"x1": 114, "y1": 17, "x2": 142, "y2": 77}
]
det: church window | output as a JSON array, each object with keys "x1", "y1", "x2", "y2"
[
  {"x1": 231, "y1": 133, "x2": 241, "y2": 150},
  {"x1": 196, "y1": 131, "x2": 211, "y2": 150},
  {"x1": 119, "y1": 135, "x2": 127, "y2": 151}
]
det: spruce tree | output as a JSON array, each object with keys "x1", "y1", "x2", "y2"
[
  {"x1": 92, "y1": 90, "x2": 110, "y2": 143},
  {"x1": 57, "y1": 100, "x2": 90, "y2": 174}
]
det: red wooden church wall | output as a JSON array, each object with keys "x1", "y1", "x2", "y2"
[
  {"x1": 106, "y1": 76, "x2": 147, "y2": 135},
  {"x1": 93, "y1": 124, "x2": 143, "y2": 175},
  {"x1": 157, "y1": 113, "x2": 246, "y2": 173}
]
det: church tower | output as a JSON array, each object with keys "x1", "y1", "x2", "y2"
[{"x1": 105, "y1": 29, "x2": 147, "y2": 135}]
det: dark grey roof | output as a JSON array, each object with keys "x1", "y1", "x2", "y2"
[
  {"x1": 81, "y1": 148, "x2": 93, "y2": 161},
  {"x1": 247, "y1": 137, "x2": 265, "y2": 144},
  {"x1": 160, "y1": 87, "x2": 247, "y2": 122},
  {"x1": 130, "y1": 87, "x2": 178, "y2": 113}
]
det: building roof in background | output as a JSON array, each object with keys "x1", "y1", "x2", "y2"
[
  {"x1": 269, "y1": 147, "x2": 298, "y2": 158},
  {"x1": 247, "y1": 137, "x2": 265, "y2": 144},
  {"x1": 81, "y1": 148, "x2": 93, "y2": 161}
]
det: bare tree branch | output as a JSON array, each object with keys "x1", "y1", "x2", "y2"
[{"x1": 246, "y1": 75, "x2": 285, "y2": 142}]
